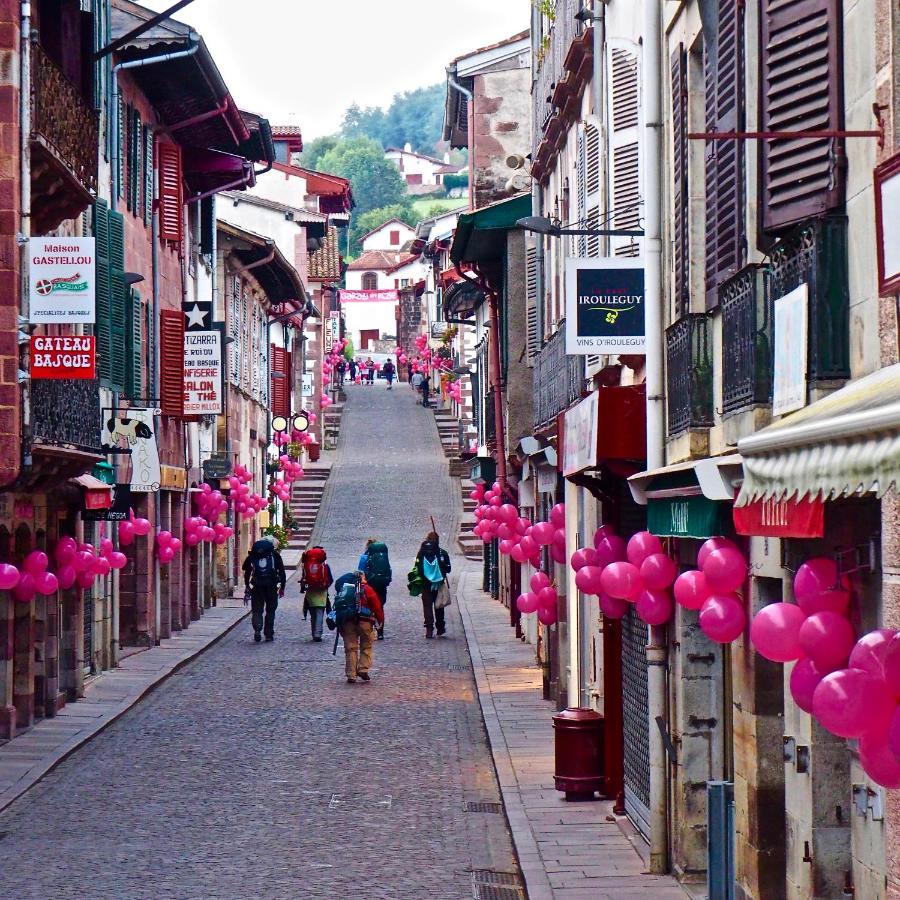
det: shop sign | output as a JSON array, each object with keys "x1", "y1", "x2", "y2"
[
  {"x1": 733, "y1": 495, "x2": 824, "y2": 538},
  {"x1": 648, "y1": 494, "x2": 724, "y2": 539},
  {"x1": 102, "y1": 408, "x2": 160, "y2": 493},
  {"x1": 773, "y1": 283, "x2": 809, "y2": 416},
  {"x1": 565, "y1": 258, "x2": 645, "y2": 355},
  {"x1": 324, "y1": 313, "x2": 340, "y2": 354},
  {"x1": 339, "y1": 289, "x2": 399, "y2": 303},
  {"x1": 30, "y1": 336, "x2": 96, "y2": 379},
  {"x1": 84, "y1": 488, "x2": 111, "y2": 511},
  {"x1": 302, "y1": 373, "x2": 313, "y2": 397},
  {"x1": 184, "y1": 330, "x2": 223, "y2": 414},
  {"x1": 202, "y1": 454, "x2": 232, "y2": 481},
  {"x1": 431, "y1": 322, "x2": 449, "y2": 339},
  {"x1": 537, "y1": 466, "x2": 557, "y2": 494},
  {"x1": 875, "y1": 150, "x2": 900, "y2": 296},
  {"x1": 28, "y1": 237, "x2": 96, "y2": 324},
  {"x1": 563, "y1": 392, "x2": 599, "y2": 476}
]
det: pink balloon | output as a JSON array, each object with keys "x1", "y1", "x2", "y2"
[
  {"x1": 538, "y1": 604, "x2": 558, "y2": 626},
  {"x1": 13, "y1": 573, "x2": 35, "y2": 602},
  {"x1": 702, "y1": 547, "x2": 747, "y2": 593},
  {"x1": 516, "y1": 517, "x2": 532, "y2": 534},
  {"x1": 510, "y1": 544, "x2": 528, "y2": 563},
  {"x1": 794, "y1": 557, "x2": 843, "y2": 600},
  {"x1": 73, "y1": 550, "x2": 94, "y2": 573},
  {"x1": 517, "y1": 592, "x2": 539, "y2": 614},
  {"x1": 92, "y1": 556, "x2": 111, "y2": 577},
  {"x1": 530, "y1": 571, "x2": 550, "y2": 592},
  {"x1": 54, "y1": 537, "x2": 77, "y2": 565},
  {"x1": 551, "y1": 528, "x2": 566, "y2": 550},
  {"x1": 34, "y1": 571, "x2": 58, "y2": 596},
  {"x1": 158, "y1": 546, "x2": 176, "y2": 563},
  {"x1": 700, "y1": 594, "x2": 746, "y2": 644},
  {"x1": 636, "y1": 589, "x2": 674, "y2": 626},
  {"x1": 99, "y1": 538, "x2": 114, "y2": 557},
  {"x1": 798, "y1": 612, "x2": 855, "y2": 670},
  {"x1": 570, "y1": 547, "x2": 599, "y2": 571},
  {"x1": 796, "y1": 587, "x2": 851, "y2": 617},
  {"x1": 473, "y1": 507, "x2": 485, "y2": 521},
  {"x1": 108, "y1": 552, "x2": 128, "y2": 570},
  {"x1": 860, "y1": 732, "x2": 900, "y2": 789},
  {"x1": 640, "y1": 553, "x2": 678, "y2": 590},
  {"x1": 575, "y1": 565, "x2": 604, "y2": 595},
  {"x1": 593, "y1": 525, "x2": 616, "y2": 549},
  {"x1": 627, "y1": 531, "x2": 663, "y2": 567},
  {"x1": 600, "y1": 562, "x2": 643, "y2": 600},
  {"x1": 532, "y1": 521, "x2": 555, "y2": 546},
  {"x1": 697, "y1": 537, "x2": 737, "y2": 570},
  {"x1": 23, "y1": 551, "x2": 48, "y2": 575},
  {"x1": 850, "y1": 629, "x2": 896, "y2": 680},
  {"x1": 595, "y1": 535, "x2": 627, "y2": 567},
  {"x1": 499, "y1": 539, "x2": 516, "y2": 556},
  {"x1": 789, "y1": 657, "x2": 830, "y2": 714},
  {"x1": 489, "y1": 495, "x2": 501, "y2": 507},
  {"x1": 132, "y1": 517, "x2": 152, "y2": 537},
  {"x1": 57, "y1": 564, "x2": 77, "y2": 589},
  {"x1": 77, "y1": 570, "x2": 95, "y2": 589},
  {"x1": 549, "y1": 504, "x2": 566, "y2": 527},
  {"x1": 157, "y1": 530, "x2": 173, "y2": 547},
  {"x1": 518, "y1": 536, "x2": 537, "y2": 557},
  {"x1": 170, "y1": 538, "x2": 182, "y2": 554},
  {"x1": 119, "y1": 521, "x2": 135, "y2": 546},
  {"x1": 750, "y1": 603, "x2": 806, "y2": 662},
  {"x1": 185, "y1": 532, "x2": 201, "y2": 547},
  {"x1": 499, "y1": 504, "x2": 518, "y2": 524},
  {"x1": 0, "y1": 563, "x2": 20, "y2": 591},
  {"x1": 468, "y1": 490, "x2": 480, "y2": 502},
  {"x1": 812, "y1": 668, "x2": 896, "y2": 739},
  {"x1": 673, "y1": 570, "x2": 710, "y2": 610},
  {"x1": 550, "y1": 542, "x2": 567, "y2": 565},
  {"x1": 599, "y1": 592, "x2": 629, "y2": 620},
  {"x1": 537, "y1": 586, "x2": 558, "y2": 609}
]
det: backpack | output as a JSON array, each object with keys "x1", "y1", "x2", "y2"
[
  {"x1": 364, "y1": 542, "x2": 392, "y2": 590},
  {"x1": 250, "y1": 540, "x2": 279, "y2": 586},
  {"x1": 332, "y1": 579, "x2": 372, "y2": 628},
  {"x1": 302, "y1": 546, "x2": 330, "y2": 590},
  {"x1": 423, "y1": 555, "x2": 444, "y2": 585}
]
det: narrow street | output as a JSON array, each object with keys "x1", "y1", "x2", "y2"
[{"x1": 0, "y1": 383, "x2": 518, "y2": 900}]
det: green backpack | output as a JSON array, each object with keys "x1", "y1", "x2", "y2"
[
  {"x1": 407, "y1": 565, "x2": 424, "y2": 597},
  {"x1": 364, "y1": 541, "x2": 392, "y2": 590}
]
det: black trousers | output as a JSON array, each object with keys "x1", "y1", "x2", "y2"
[
  {"x1": 251, "y1": 585, "x2": 279, "y2": 637},
  {"x1": 422, "y1": 583, "x2": 445, "y2": 632}
]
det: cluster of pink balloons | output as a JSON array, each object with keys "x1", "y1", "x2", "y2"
[
  {"x1": 447, "y1": 378, "x2": 463, "y2": 403},
  {"x1": 279, "y1": 456, "x2": 304, "y2": 483},
  {"x1": 227, "y1": 466, "x2": 265, "y2": 518},
  {"x1": 321, "y1": 337, "x2": 350, "y2": 405},
  {"x1": 516, "y1": 570, "x2": 559, "y2": 626},
  {"x1": 270, "y1": 478, "x2": 291, "y2": 503},
  {"x1": 196, "y1": 483, "x2": 228, "y2": 521},
  {"x1": 184, "y1": 517, "x2": 234, "y2": 547},
  {"x1": 155, "y1": 530, "x2": 183, "y2": 564},
  {"x1": 671, "y1": 537, "x2": 748, "y2": 643},
  {"x1": 118, "y1": 510, "x2": 151, "y2": 547},
  {"x1": 53, "y1": 535, "x2": 127, "y2": 596}
]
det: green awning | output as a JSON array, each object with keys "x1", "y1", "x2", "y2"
[
  {"x1": 450, "y1": 193, "x2": 532, "y2": 264},
  {"x1": 648, "y1": 494, "x2": 725, "y2": 539}
]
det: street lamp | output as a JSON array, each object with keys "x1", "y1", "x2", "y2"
[{"x1": 516, "y1": 215, "x2": 644, "y2": 238}]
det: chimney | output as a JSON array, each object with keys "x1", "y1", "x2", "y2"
[
  {"x1": 404, "y1": 142, "x2": 412, "y2": 153},
  {"x1": 444, "y1": 152, "x2": 450, "y2": 163}
]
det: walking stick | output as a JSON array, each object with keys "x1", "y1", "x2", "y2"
[
  {"x1": 430, "y1": 515, "x2": 437, "y2": 536},
  {"x1": 333, "y1": 629, "x2": 340, "y2": 656}
]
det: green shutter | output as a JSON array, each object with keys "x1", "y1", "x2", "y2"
[
  {"x1": 116, "y1": 96, "x2": 125, "y2": 200},
  {"x1": 93, "y1": 199, "x2": 111, "y2": 384},
  {"x1": 144, "y1": 127, "x2": 154, "y2": 228},
  {"x1": 108, "y1": 209, "x2": 127, "y2": 392},
  {"x1": 126, "y1": 290, "x2": 143, "y2": 398}
]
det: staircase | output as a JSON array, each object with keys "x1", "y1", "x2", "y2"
[
  {"x1": 323, "y1": 402, "x2": 345, "y2": 451},
  {"x1": 457, "y1": 477, "x2": 483, "y2": 561},
  {"x1": 283, "y1": 464, "x2": 331, "y2": 571},
  {"x1": 433, "y1": 407, "x2": 459, "y2": 458}
]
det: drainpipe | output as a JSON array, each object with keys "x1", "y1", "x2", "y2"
[
  {"x1": 186, "y1": 171, "x2": 253, "y2": 205},
  {"x1": 643, "y1": 0, "x2": 668, "y2": 876},
  {"x1": 16, "y1": 0, "x2": 31, "y2": 483},
  {"x1": 228, "y1": 244, "x2": 275, "y2": 279},
  {"x1": 447, "y1": 68, "x2": 474, "y2": 210}
]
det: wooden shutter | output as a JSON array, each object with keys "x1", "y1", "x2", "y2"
[
  {"x1": 93, "y1": 199, "x2": 111, "y2": 384},
  {"x1": 160, "y1": 309, "x2": 184, "y2": 417},
  {"x1": 157, "y1": 142, "x2": 184, "y2": 243},
  {"x1": 227, "y1": 275, "x2": 241, "y2": 384},
  {"x1": 116, "y1": 95, "x2": 124, "y2": 200},
  {"x1": 108, "y1": 210, "x2": 127, "y2": 392},
  {"x1": 270, "y1": 345, "x2": 290, "y2": 418},
  {"x1": 144, "y1": 127, "x2": 154, "y2": 228},
  {"x1": 607, "y1": 41, "x2": 641, "y2": 258},
  {"x1": 760, "y1": 0, "x2": 844, "y2": 231},
  {"x1": 126, "y1": 290, "x2": 143, "y2": 399},
  {"x1": 525, "y1": 245, "x2": 539, "y2": 363},
  {"x1": 575, "y1": 126, "x2": 587, "y2": 258},
  {"x1": 671, "y1": 45, "x2": 689, "y2": 319},
  {"x1": 583, "y1": 121, "x2": 602, "y2": 257}
]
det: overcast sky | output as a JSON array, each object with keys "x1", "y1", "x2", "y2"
[{"x1": 144, "y1": 0, "x2": 527, "y2": 139}]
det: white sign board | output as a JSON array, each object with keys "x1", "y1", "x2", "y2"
[
  {"x1": 103, "y1": 408, "x2": 161, "y2": 493},
  {"x1": 773, "y1": 284, "x2": 809, "y2": 417},
  {"x1": 29, "y1": 237, "x2": 96, "y2": 323},
  {"x1": 184, "y1": 331, "x2": 223, "y2": 414},
  {"x1": 302, "y1": 373, "x2": 313, "y2": 397},
  {"x1": 877, "y1": 156, "x2": 900, "y2": 295},
  {"x1": 324, "y1": 313, "x2": 340, "y2": 354},
  {"x1": 563, "y1": 391, "x2": 599, "y2": 476}
]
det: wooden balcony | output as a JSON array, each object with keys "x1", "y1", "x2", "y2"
[{"x1": 31, "y1": 42, "x2": 98, "y2": 235}]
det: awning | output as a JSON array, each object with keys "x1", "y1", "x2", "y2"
[
  {"x1": 628, "y1": 454, "x2": 743, "y2": 505},
  {"x1": 70, "y1": 473, "x2": 113, "y2": 511},
  {"x1": 450, "y1": 193, "x2": 531, "y2": 264},
  {"x1": 183, "y1": 148, "x2": 253, "y2": 197},
  {"x1": 736, "y1": 363, "x2": 900, "y2": 505}
]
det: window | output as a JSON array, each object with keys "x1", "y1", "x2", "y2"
[
  {"x1": 406, "y1": 173, "x2": 423, "y2": 186},
  {"x1": 362, "y1": 272, "x2": 378, "y2": 290},
  {"x1": 390, "y1": 230, "x2": 400, "y2": 246},
  {"x1": 160, "y1": 309, "x2": 184, "y2": 417}
]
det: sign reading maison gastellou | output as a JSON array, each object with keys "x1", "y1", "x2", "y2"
[
  {"x1": 565, "y1": 258, "x2": 645, "y2": 355},
  {"x1": 29, "y1": 237, "x2": 96, "y2": 324}
]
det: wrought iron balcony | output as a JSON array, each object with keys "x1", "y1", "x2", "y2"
[
  {"x1": 532, "y1": 323, "x2": 584, "y2": 431},
  {"x1": 666, "y1": 313, "x2": 713, "y2": 436},
  {"x1": 31, "y1": 378, "x2": 102, "y2": 456},
  {"x1": 721, "y1": 265, "x2": 771, "y2": 413},
  {"x1": 766, "y1": 216, "x2": 850, "y2": 384},
  {"x1": 31, "y1": 42, "x2": 99, "y2": 234}
]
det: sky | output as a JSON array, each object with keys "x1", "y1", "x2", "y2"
[{"x1": 143, "y1": 0, "x2": 528, "y2": 139}]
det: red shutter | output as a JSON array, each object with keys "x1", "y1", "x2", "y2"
[
  {"x1": 670, "y1": 45, "x2": 689, "y2": 318},
  {"x1": 270, "y1": 345, "x2": 289, "y2": 418},
  {"x1": 160, "y1": 308, "x2": 185, "y2": 417},
  {"x1": 158, "y1": 142, "x2": 184, "y2": 243}
]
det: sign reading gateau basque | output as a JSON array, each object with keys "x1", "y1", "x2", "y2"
[
  {"x1": 339, "y1": 289, "x2": 399, "y2": 303},
  {"x1": 30, "y1": 335, "x2": 96, "y2": 379},
  {"x1": 28, "y1": 237, "x2": 96, "y2": 324},
  {"x1": 565, "y1": 258, "x2": 645, "y2": 355}
]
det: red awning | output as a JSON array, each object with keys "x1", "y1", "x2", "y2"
[{"x1": 183, "y1": 147, "x2": 253, "y2": 197}]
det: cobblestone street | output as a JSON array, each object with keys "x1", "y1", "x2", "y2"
[{"x1": 0, "y1": 383, "x2": 517, "y2": 900}]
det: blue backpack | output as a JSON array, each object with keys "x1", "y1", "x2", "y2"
[{"x1": 329, "y1": 580, "x2": 372, "y2": 629}]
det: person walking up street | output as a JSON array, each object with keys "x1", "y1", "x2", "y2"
[
  {"x1": 383, "y1": 358, "x2": 395, "y2": 389},
  {"x1": 415, "y1": 531, "x2": 451, "y2": 639},
  {"x1": 300, "y1": 545, "x2": 334, "y2": 642},
  {"x1": 363, "y1": 539, "x2": 392, "y2": 640},
  {"x1": 421, "y1": 373, "x2": 431, "y2": 408},
  {"x1": 411, "y1": 370, "x2": 423, "y2": 395},
  {"x1": 242, "y1": 538, "x2": 286, "y2": 642},
  {"x1": 348, "y1": 358, "x2": 357, "y2": 382},
  {"x1": 336, "y1": 360, "x2": 346, "y2": 386},
  {"x1": 366, "y1": 357, "x2": 376, "y2": 385},
  {"x1": 332, "y1": 572, "x2": 383, "y2": 683},
  {"x1": 406, "y1": 360, "x2": 413, "y2": 383}
]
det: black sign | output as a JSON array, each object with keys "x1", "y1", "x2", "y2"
[
  {"x1": 184, "y1": 301, "x2": 213, "y2": 331},
  {"x1": 566, "y1": 260, "x2": 645, "y2": 354},
  {"x1": 202, "y1": 455, "x2": 232, "y2": 480},
  {"x1": 83, "y1": 483, "x2": 132, "y2": 522}
]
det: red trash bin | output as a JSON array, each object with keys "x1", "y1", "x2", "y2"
[
  {"x1": 307, "y1": 441, "x2": 321, "y2": 462},
  {"x1": 553, "y1": 707, "x2": 605, "y2": 801}
]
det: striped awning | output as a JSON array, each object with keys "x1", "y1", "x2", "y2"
[{"x1": 736, "y1": 364, "x2": 900, "y2": 506}]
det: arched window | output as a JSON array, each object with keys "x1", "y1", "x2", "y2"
[{"x1": 362, "y1": 272, "x2": 378, "y2": 290}]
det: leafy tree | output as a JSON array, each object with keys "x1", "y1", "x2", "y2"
[
  {"x1": 341, "y1": 103, "x2": 389, "y2": 143},
  {"x1": 442, "y1": 173, "x2": 469, "y2": 194},
  {"x1": 318, "y1": 137, "x2": 409, "y2": 216},
  {"x1": 300, "y1": 135, "x2": 339, "y2": 172}
]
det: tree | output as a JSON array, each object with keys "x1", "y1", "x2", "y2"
[
  {"x1": 350, "y1": 202, "x2": 417, "y2": 255},
  {"x1": 318, "y1": 137, "x2": 409, "y2": 216},
  {"x1": 300, "y1": 135, "x2": 339, "y2": 172}
]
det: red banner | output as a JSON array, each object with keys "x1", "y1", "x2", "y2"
[
  {"x1": 30, "y1": 335, "x2": 96, "y2": 379},
  {"x1": 733, "y1": 495, "x2": 825, "y2": 538},
  {"x1": 339, "y1": 289, "x2": 399, "y2": 303}
]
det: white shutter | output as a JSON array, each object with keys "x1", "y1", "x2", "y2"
[
  {"x1": 607, "y1": 41, "x2": 642, "y2": 259},
  {"x1": 227, "y1": 275, "x2": 241, "y2": 385},
  {"x1": 584, "y1": 120, "x2": 602, "y2": 257},
  {"x1": 575, "y1": 126, "x2": 587, "y2": 259}
]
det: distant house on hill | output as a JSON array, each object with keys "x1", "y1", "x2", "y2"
[
  {"x1": 360, "y1": 218, "x2": 417, "y2": 252},
  {"x1": 385, "y1": 143, "x2": 463, "y2": 195}
]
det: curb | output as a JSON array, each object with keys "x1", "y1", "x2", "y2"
[{"x1": 0, "y1": 605, "x2": 250, "y2": 817}]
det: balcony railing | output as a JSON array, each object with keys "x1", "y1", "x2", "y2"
[
  {"x1": 721, "y1": 265, "x2": 771, "y2": 413},
  {"x1": 533, "y1": 324, "x2": 584, "y2": 431},
  {"x1": 31, "y1": 379, "x2": 102, "y2": 455},
  {"x1": 666, "y1": 313, "x2": 713, "y2": 436},
  {"x1": 766, "y1": 216, "x2": 849, "y2": 384}
]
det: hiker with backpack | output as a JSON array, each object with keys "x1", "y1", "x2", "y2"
[
  {"x1": 328, "y1": 571, "x2": 384, "y2": 683},
  {"x1": 414, "y1": 531, "x2": 452, "y2": 639},
  {"x1": 300, "y1": 546, "x2": 334, "y2": 642},
  {"x1": 362, "y1": 539, "x2": 392, "y2": 640},
  {"x1": 242, "y1": 538, "x2": 287, "y2": 642}
]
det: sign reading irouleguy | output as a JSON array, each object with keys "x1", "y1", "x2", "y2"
[
  {"x1": 29, "y1": 237, "x2": 96, "y2": 324},
  {"x1": 565, "y1": 258, "x2": 645, "y2": 355}
]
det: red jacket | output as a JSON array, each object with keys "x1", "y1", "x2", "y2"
[{"x1": 360, "y1": 583, "x2": 384, "y2": 625}]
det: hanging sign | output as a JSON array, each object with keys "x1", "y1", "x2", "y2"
[
  {"x1": 733, "y1": 495, "x2": 825, "y2": 538},
  {"x1": 772, "y1": 284, "x2": 809, "y2": 416},
  {"x1": 648, "y1": 495, "x2": 725, "y2": 539},
  {"x1": 184, "y1": 330, "x2": 223, "y2": 414},
  {"x1": 324, "y1": 312, "x2": 340, "y2": 354},
  {"x1": 30, "y1": 335, "x2": 96, "y2": 379},
  {"x1": 565, "y1": 258, "x2": 645, "y2": 354},
  {"x1": 302, "y1": 373, "x2": 313, "y2": 397},
  {"x1": 563, "y1": 392, "x2": 599, "y2": 476},
  {"x1": 102, "y1": 408, "x2": 161, "y2": 493},
  {"x1": 28, "y1": 237, "x2": 96, "y2": 323},
  {"x1": 875, "y1": 150, "x2": 900, "y2": 296}
]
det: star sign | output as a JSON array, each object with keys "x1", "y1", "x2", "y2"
[{"x1": 185, "y1": 303, "x2": 209, "y2": 328}]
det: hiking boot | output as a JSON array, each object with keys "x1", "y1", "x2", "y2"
[
  {"x1": 377, "y1": 626, "x2": 385, "y2": 640},
  {"x1": 437, "y1": 627, "x2": 446, "y2": 637},
  {"x1": 357, "y1": 672, "x2": 370, "y2": 682},
  {"x1": 346, "y1": 676, "x2": 356, "y2": 684},
  {"x1": 425, "y1": 629, "x2": 434, "y2": 639},
  {"x1": 265, "y1": 634, "x2": 274, "y2": 642},
  {"x1": 254, "y1": 631, "x2": 262, "y2": 643},
  {"x1": 312, "y1": 636, "x2": 323, "y2": 643}
]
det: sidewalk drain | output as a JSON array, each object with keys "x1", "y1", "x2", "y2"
[
  {"x1": 465, "y1": 801, "x2": 502, "y2": 813},
  {"x1": 471, "y1": 870, "x2": 524, "y2": 900}
]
